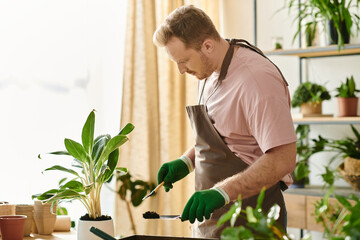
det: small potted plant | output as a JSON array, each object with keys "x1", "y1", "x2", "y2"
[
  {"x1": 336, "y1": 75, "x2": 359, "y2": 117},
  {"x1": 323, "y1": 125, "x2": 360, "y2": 191},
  {"x1": 32, "y1": 110, "x2": 134, "y2": 240},
  {"x1": 284, "y1": 0, "x2": 360, "y2": 50},
  {"x1": 291, "y1": 82, "x2": 331, "y2": 116}
]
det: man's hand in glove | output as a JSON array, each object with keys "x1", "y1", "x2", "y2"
[
  {"x1": 181, "y1": 189, "x2": 226, "y2": 223},
  {"x1": 157, "y1": 158, "x2": 190, "y2": 192}
]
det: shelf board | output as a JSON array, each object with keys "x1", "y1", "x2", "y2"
[
  {"x1": 293, "y1": 116, "x2": 360, "y2": 124},
  {"x1": 265, "y1": 44, "x2": 360, "y2": 58}
]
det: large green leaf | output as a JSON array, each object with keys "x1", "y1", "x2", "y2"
[
  {"x1": 256, "y1": 187, "x2": 266, "y2": 210},
  {"x1": 46, "y1": 189, "x2": 86, "y2": 203},
  {"x1": 96, "y1": 135, "x2": 128, "y2": 172},
  {"x1": 82, "y1": 110, "x2": 95, "y2": 156},
  {"x1": 43, "y1": 165, "x2": 80, "y2": 177},
  {"x1": 32, "y1": 189, "x2": 59, "y2": 201},
  {"x1": 64, "y1": 138, "x2": 88, "y2": 164},
  {"x1": 60, "y1": 180, "x2": 84, "y2": 192},
  {"x1": 92, "y1": 135, "x2": 111, "y2": 164},
  {"x1": 100, "y1": 149, "x2": 119, "y2": 183},
  {"x1": 131, "y1": 188, "x2": 148, "y2": 207},
  {"x1": 118, "y1": 123, "x2": 135, "y2": 135}
]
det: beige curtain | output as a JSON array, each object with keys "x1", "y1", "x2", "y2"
[{"x1": 115, "y1": 0, "x2": 220, "y2": 237}]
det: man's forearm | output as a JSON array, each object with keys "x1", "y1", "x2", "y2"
[
  {"x1": 216, "y1": 142, "x2": 296, "y2": 201},
  {"x1": 183, "y1": 146, "x2": 195, "y2": 169}
]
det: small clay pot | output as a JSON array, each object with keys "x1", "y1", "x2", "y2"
[
  {"x1": 33, "y1": 201, "x2": 57, "y2": 235},
  {"x1": 15, "y1": 204, "x2": 34, "y2": 236},
  {"x1": 0, "y1": 215, "x2": 27, "y2": 240}
]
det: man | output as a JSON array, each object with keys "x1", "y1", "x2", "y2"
[{"x1": 153, "y1": 5, "x2": 297, "y2": 238}]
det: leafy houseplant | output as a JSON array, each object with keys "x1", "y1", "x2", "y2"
[
  {"x1": 318, "y1": 124, "x2": 360, "y2": 191},
  {"x1": 291, "y1": 82, "x2": 331, "y2": 115},
  {"x1": 32, "y1": 110, "x2": 134, "y2": 239},
  {"x1": 217, "y1": 188, "x2": 292, "y2": 240},
  {"x1": 116, "y1": 172, "x2": 155, "y2": 234},
  {"x1": 284, "y1": 0, "x2": 360, "y2": 50},
  {"x1": 313, "y1": 167, "x2": 360, "y2": 239},
  {"x1": 336, "y1": 75, "x2": 359, "y2": 116}
]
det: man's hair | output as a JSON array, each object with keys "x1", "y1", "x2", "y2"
[{"x1": 153, "y1": 5, "x2": 220, "y2": 50}]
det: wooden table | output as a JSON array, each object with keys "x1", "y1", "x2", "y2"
[{"x1": 0, "y1": 231, "x2": 76, "y2": 240}]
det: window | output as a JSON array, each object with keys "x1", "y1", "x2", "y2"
[{"x1": 0, "y1": 0, "x2": 127, "y2": 221}]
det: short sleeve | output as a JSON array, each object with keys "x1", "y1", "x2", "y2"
[{"x1": 249, "y1": 95, "x2": 297, "y2": 153}]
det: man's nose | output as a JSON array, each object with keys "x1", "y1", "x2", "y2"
[{"x1": 177, "y1": 63, "x2": 187, "y2": 74}]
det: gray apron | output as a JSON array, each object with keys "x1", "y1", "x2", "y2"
[{"x1": 186, "y1": 39, "x2": 289, "y2": 238}]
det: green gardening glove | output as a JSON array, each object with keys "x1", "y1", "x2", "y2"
[
  {"x1": 181, "y1": 189, "x2": 225, "y2": 223},
  {"x1": 157, "y1": 159, "x2": 190, "y2": 192}
]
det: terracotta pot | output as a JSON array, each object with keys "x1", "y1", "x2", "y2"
[
  {"x1": 300, "y1": 102, "x2": 322, "y2": 115},
  {"x1": 344, "y1": 157, "x2": 360, "y2": 175},
  {"x1": 0, "y1": 215, "x2": 27, "y2": 240},
  {"x1": 77, "y1": 218, "x2": 114, "y2": 240},
  {"x1": 15, "y1": 204, "x2": 34, "y2": 236},
  {"x1": 337, "y1": 97, "x2": 358, "y2": 117},
  {"x1": 0, "y1": 204, "x2": 15, "y2": 236},
  {"x1": 33, "y1": 201, "x2": 57, "y2": 235}
]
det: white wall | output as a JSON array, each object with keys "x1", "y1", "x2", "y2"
[{"x1": 0, "y1": 0, "x2": 127, "y2": 224}]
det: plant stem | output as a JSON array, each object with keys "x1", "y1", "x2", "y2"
[{"x1": 125, "y1": 200, "x2": 137, "y2": 234}]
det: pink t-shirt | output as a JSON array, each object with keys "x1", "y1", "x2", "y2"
[{"x1": 200, "y1": 46, "x2": 297, "y2": 185}]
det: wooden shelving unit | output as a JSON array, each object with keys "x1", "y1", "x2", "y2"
[
  {"x1": 265, "y1": 44, "x2": 360, "y2": 58},
  {"x1": 293, "y1": 116, "x2": 360, "y2": 125}
]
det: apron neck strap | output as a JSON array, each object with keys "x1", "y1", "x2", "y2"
[
  {"x1": 226, "y1": 39, "x2": 289, "y2": 86},
  {"x1": 198, "y1": 38, "x2": 289, "y2": 105}
]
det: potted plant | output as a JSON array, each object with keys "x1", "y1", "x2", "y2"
[
  {"x1": 314, "y1": 167, "x2": 360, "y2": 239},
  {"x1": 322, "y1": 124, "x2": 360, "y2": 191},
  {"x1": 336, "y1": 75, "x2": 359, "y2": 117},
  {"x1": 32, "y1": 110, "x2": 134, "y2": 240},
  {"x1": 291, "y1": 81, "x2": 331, "y2": 115},
  {"x1": 284, "y1": 0, "x2": 360, "y2": 50}
]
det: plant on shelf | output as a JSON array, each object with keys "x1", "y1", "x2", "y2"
[
  {"x1": 335, "y1": 75, "x2": 360, "y2": 117},
  {"x1": 315, "y1": 124, "x2": 360, "y2": 191},
  {"x1": 116, "y1": 172, "x2": 155, "y2": 234},
  {"x1": 284, "y1": 0, "x2": 360, "y2": 50},
  {"x1": 32, "y1": 110, "x2": 134, "y2": 240},
  {"x1": 314, "y1": 167, "x2": 360, "y2": 239},
  {"x1": 291, "y1": 81, "x2": 331, "y2": 115}
]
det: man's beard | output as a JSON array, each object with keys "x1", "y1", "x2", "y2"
[{"x1": 195, "y1": 53, "x2": 216, "y2": 80}]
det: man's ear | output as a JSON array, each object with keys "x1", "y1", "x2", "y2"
[{"x1": 201, "y1": 39, "x2": 214, "y2": 54}]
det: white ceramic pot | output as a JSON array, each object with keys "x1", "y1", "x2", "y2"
[{"x1": 77, "y1": 218, "x2": 114, "y2": 240}]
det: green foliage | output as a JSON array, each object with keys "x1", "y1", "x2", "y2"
[
  {"x1": 283, "y1": 0, "x2": 360, "y2": 50},
  {"x1": 335, "y1": 76, "x2": 360, "y2": 98},
  {"x1": 117, "y1": 172, "x2": 155, "y2": 207},
  {"x1": 294, "y1": 124, "x2": 328, "y2": 182},
  {"x1": 326, "y1": 124, "x2": 360, "y2": 159},
  {"x1": 218, "y1": 188, "x2": 290, "y2": 240},
  {"x1": 291, "y1": 82, "x2": 331, "y2": 108},
  {"x1": 314, "y1": 168, "x2": 360, "y2": 239},
  {"x1": 32, "y1": 110, "x2": 134, "y2": 219}
]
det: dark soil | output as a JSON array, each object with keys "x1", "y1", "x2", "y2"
[
  {"x1": 143, "y1": 211, "x2": 160, "y2": 219},
  {"x1": 80, "y1": 213, "x2": 112, "y2": 221}
]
